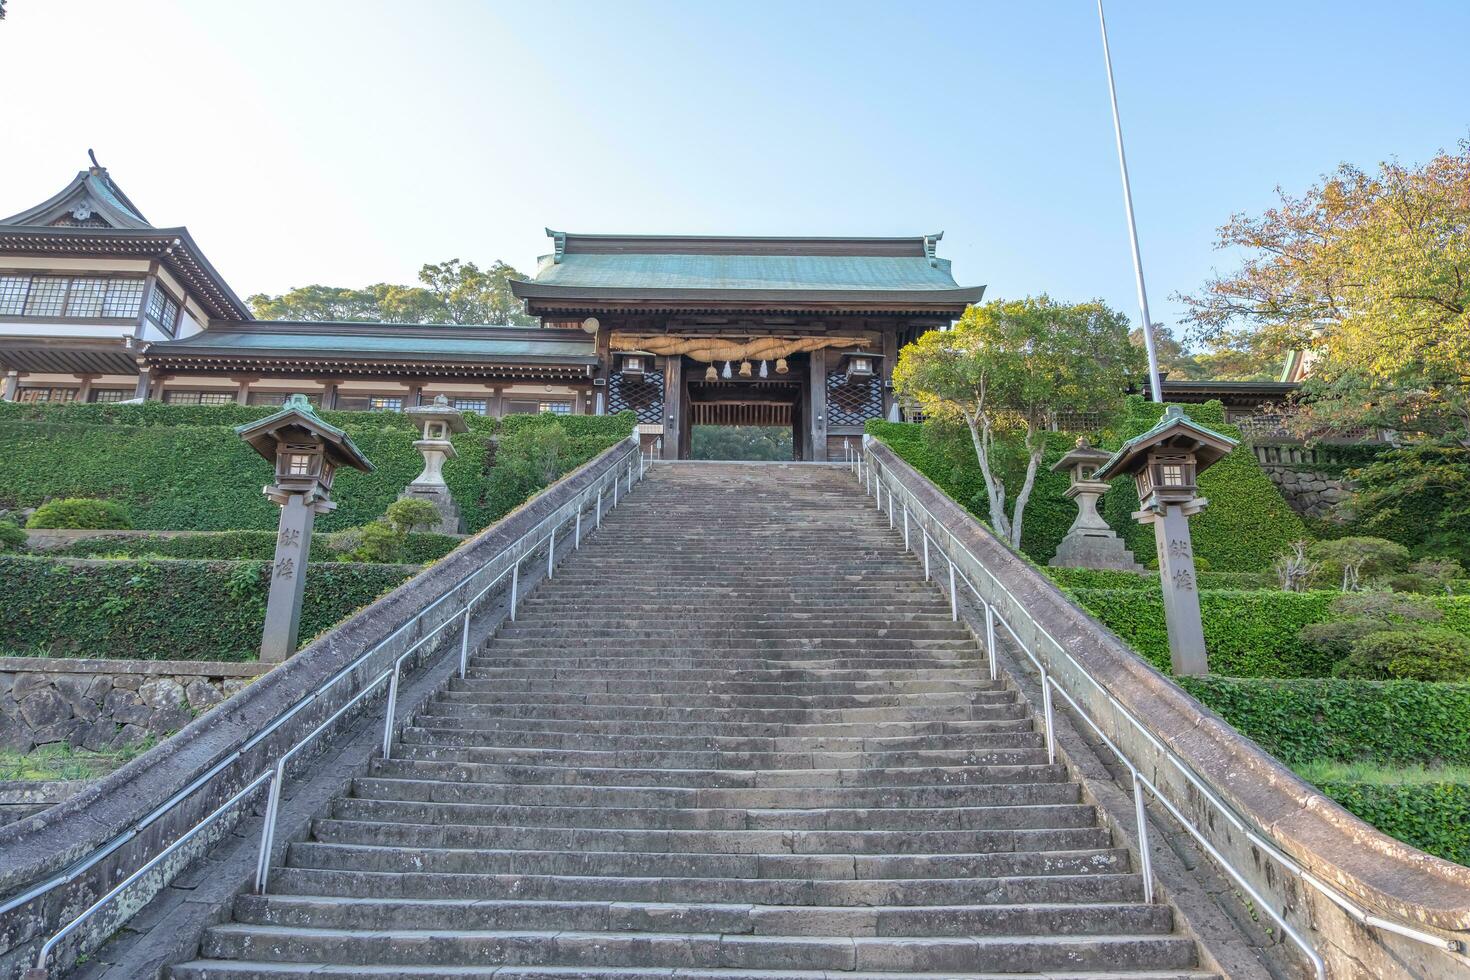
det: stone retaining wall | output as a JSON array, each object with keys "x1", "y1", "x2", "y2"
[
  {"x1": 1259, "y1": 464, "x2": 1354, "y2": 519},
  {"x1": 0, "y1": 781, "x2": 84, "y2": 828},
  {"x1": 0, "y1": 658, "x2": 270, "y2": 753}
]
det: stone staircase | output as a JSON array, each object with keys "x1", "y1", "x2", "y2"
[{"x1": 171, "y1": 462, "x2": 1217, "y2": 979}]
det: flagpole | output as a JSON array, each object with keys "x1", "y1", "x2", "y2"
[{"x1": 1097, "y1": 0, "x2": 1163, "y2": 402}]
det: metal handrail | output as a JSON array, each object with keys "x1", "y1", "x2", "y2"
[
  {"x1": 845, "y1": 440, "x2": 1465, "y2": 978},
  {"x1": 19, "y1": 438, "x2": 647, "y2": 976}
]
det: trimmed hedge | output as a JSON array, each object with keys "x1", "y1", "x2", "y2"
[
  {"x1": 46, "y1": 530, "x2": 462, "y2": 564},
  {"x1": 1314, "y1": 781, "x2": 1470, "y2": 866},
  {"x1": 0, "y1": 404, "x2": 633, "y2": 535},
  {"x1": 1100, "y1": 398, "x2": 1307, "y2": 572},
  {"x1": 1045, "y1": 567, "x2": 1276, "y2": 592},
  {"x1": 1072, "y1": 587, "x2": 1470, "y2": 677},
  {"x1": 1180, "y1": 676, "x2": 1470, "y2": 766},
  {"x1": 0, "y1": 555, "x2": 414, "y2": 661}
]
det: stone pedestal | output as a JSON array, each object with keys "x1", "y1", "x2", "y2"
[
  {"x1": 1048, "y1": 440, "x2": 1144, "y2": 572},
  {"x1": 1051, "y1": 532, "x2": 1145, "y2": 571},
  {"x1": 402, "y1": 396, "x2": 469, "y2": 534},
  {"x1": 398, "y1": 483, "x2": 463, "y2": 535}
]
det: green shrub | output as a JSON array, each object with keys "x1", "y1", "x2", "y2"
[
  {"x1": 1100, "y1": 398, "x2": 1307, "y2": 572},
  {"x1": 0, "y1": 555, "x2": 414, "y2": 661},
  {"x1": 46, "y1": 529, "x2": 460, "y2": 563},
  {"x1": 1308, "y1": 536, "x2": 1411, "y2": 591},
  {"x1": 1334, "y1": 628, "x2": 1470, "y2": 682},
  {"x1": 26, "y1": 497, "x2": 131, "y2": 530},
  {"x1": 480, "y1": 415, "x2": 634, "y2": 524},
  {"x1": 346, "y1": 520, "x2": 406, "y2": 563},
  {"x1": 1179, "y1": 676, "x2": 1470, "y2": 766},
  {"x1": 0, "y1": 520, "x2": 24, "y2": 552},
  {"x1": 1299, "y1": 591, "x2": 1444, "y2": 663},
  {"x1": 1313, "y1": 781, "x2": 1470, "y2": 866},
  {"x1": 1073, "y1": 586, "x2": 1470, "y2": 677},
  {"x1": 385, "y1": 497, "x2": 442, "y2": 534}
]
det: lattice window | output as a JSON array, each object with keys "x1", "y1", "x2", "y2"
[
  {"x1": 17, "y1": 386, "x2": 79, "y2": 403},
  {"x1": 539, "y1": 401, "x2": 572, "y2": 415},
  {"x1": 609, "y1": 371, "x2": 664, "y2": 424},
  {"x1": 0, "y1": 276, "x2": 27, "y2": 316},
  {"x1": 90, "y1": 388, "x2": 133, "y2": 403},
  {"x1": 451, "y1": 398, "x2": 488, "y2": 415},
  {"x1": 23, "y1": 277, "x2": 67, "y2": 316},
  {"x1": 66, "y1": 278, "x2": 109, "y2": 316},
  {"x1": 164, "y1": 390, "x2": 235, "y2": 406},
  {"x1": 102, "y1": 279, "x2": 146, "y2": 317},
  {"x1": 825, "y1": 373, "x2": 882, "y2": 426}
]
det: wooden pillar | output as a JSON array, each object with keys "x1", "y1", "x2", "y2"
[
  {"x1": 133, "y1": 365, "x2": 154, "y2": 401},
  {"x1": 881, "y1": 328, "x2": 898, "y2": 420},
  {"x1": 662, "y1": 356, "x2": 682, "y2": 460},
  {"x1": 321, "y1": 382, "x2": 339, "y2": 410},
  {"x1": 2, "y1": 371, "x2": 19, "y2": 402},
  {"x1": 76, "y1": 375, "x2": 96, "y2": 404},
  {"x1": 406, "y1": 383, "x2": 423, "y2": 409},
  {"x1": 489, "y1": 386, "x2": 505, "y2": 418},
  {"x1": 808, "y1": 349, "x2": 828, "y2": 463},
  {"x1": 233, "y1": 377, "x2": 252, "y2": 405}
]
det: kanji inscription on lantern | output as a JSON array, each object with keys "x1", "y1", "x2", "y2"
[
  {"x1": 274, "y1": 557, "x2": 295, "y2": 580},
  {"x1": 277, "y1": 528, "x2": 301, "y2": 549}
]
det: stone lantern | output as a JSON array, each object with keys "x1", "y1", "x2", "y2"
[
  {"x1": 401, "y1": 395, "x2": 468, "y2": 534},
  {"x1": 236, "y1": 395, "x2": 374, "y2": 663},
  {"x1": 1095, "y1": 406, "x2": 1237, "y2": 675},
  {"x1": 1048, "y1": 438, "x2": 1143, "y2": 572}
]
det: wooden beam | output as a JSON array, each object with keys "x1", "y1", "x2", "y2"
[{"x1": 808, "y1": 349, "x2": 828, "y2": 463}]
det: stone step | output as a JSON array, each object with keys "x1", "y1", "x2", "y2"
[
  {"x1": 172, "y1": 962, "x2": 1220, "y2": 980},
  {"x1": 397, "y1": 725, "x2": 1045, "y2": 753},
  {"x1": 328, "y1": 798, "x2": 1102, "y2": 832},
  {"x1": 448, "y1": 677, "x2": 995, "y2": 696},
  {"x1": 412, "y1": 702, "x2": 1031, "y2": 725},
  {"x1": 265, "y1": 866, "x2": 1149, "y2": 907},
  {"x1": 230, "y1": 894, "x2": 1172, "y2": 938},
  {"x1": 433, "y1": 689, "x2": 1013, "y2": 710},
  {"x1": 349, "y1": 776, "x2": 1083, "y2": 810},
  {"x1": 389, "y1": 740, "x2": 1050, "y2": 771},
  {"x1": 308, "y1": 818, "x2": 1112, "y2": 856},
  {"x1": 368, "y1": 756, "x2": 1066, "y2": 789},
  {"x1": 407, "y1": 714, "x2": 1034, "y2": 738},
  {"x1": 195, "y1": 923, "x2": 1198, "y2": 973}
]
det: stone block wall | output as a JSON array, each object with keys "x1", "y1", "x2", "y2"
[
  {"x1": 1252, "y1": 443, "x2": 1359, "y2": 520},
  {"x1": 0, "y1": 657, "x2": 270, "y2": 753}
]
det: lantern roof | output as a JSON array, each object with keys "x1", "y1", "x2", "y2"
[
  {"x1": 404, "y1": 394, "x2": 470, "y2": 434},
  {"x1": 234, "y1": 394, "x2": 375, "y2": 473},
  {"x1": 1094, "y1": 405, "x2": 1237, "y2": 481},
  {"x1": 1049, "y1": 437, "x2": 1113, "y2": 474}
]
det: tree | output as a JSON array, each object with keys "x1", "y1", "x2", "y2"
[
  {"x1": 1129, "y1": 324, "x2": 1206, "y2": 380},
  {"x1": 1180, "y1": 141, "x2": 1470, "y2": 440},
  {"x1": 892, "y1": 296, "x2": 1142, "y2": 549},
  {"x1": 249, "y1": 259, "x2": 535, "y2": 325}
]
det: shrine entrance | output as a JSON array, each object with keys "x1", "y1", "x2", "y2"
[{"x1": 682, "y1": 375, "x2": 801, "y2": 460}]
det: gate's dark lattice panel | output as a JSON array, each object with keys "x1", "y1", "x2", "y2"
[
  {"x1": 826, "y1": 373, "x2": 883, "y2": 426},
  {"x1": 609, "y1": 371, "x2": 665, "y2": 424}
]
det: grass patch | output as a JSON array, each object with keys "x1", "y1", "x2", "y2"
[
  {"x1": 1293, "y1": 760, "x2": 1470, "y2": 786},
  {"x1": 0, "y1": 741, "x2": 152, "y2": 782}
]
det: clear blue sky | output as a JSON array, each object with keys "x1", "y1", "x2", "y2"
[{"x1": 3, "y1": 1, "x2": 1466, "y2": 337}]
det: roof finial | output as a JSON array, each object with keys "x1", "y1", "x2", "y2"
[{"x1": 87, "y1": 148, "x2": 103, "y2": 173}]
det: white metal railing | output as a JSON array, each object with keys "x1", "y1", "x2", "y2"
[
  {"x1": 13, "y1": 438, "x2": 648, "y2": 978},
  {"x1": 844, "y1": 440, "x2": 1465, "y2": 979}
]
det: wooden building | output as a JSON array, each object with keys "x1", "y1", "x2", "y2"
[
  {"x1": 1, "y1": 161, "x2": 986, "y2": 450},
  {"x1": 512, "y1": 231, "x2": 985, "y2": 459}
]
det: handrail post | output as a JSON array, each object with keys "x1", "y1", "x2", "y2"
[
  {"x1": 902, "y1": 505, "x2": 909, "y2": 551},
  {"x1": 509, "y1": 559, "x2": 520, "y2": 622},
  {"x1": 547, "y1": 526, "x2": 556, "y2": 579},
  {"x1": 887, "y1": 489, "x2": 894, "y2": 528},
  {"x1": 596, "y1": 488, "x2": 603, "y2": 529},
  {"x1": 1041, "y1": 672, "x2": 1056, "y2": 765},
  {"x1": 253, "y1": 763, "x2": 285, "y2": 893},
  {"x1": 1133, "y1": 768, "x2": 1155, "y2": 903},
  {"x1": 922, "y1": 532, "x2": 930, "y2": 581},
  {"x1": 575, "y1": 507, "x2": 582, "y2": 549},
  {"x1": 613, "y1": 474, "x2": 619, "y2": 508},
  {"x1": 947, "y1": 559, "x2": 957, "y2": 622},
  {"x1": 381, "y1": 667, "x2": 400, "y2": 761},
  {"x1": 458, "y1": 606, "x2": 472, "y2": 678},
  {"x1": 984, "y1": 601, "x2": 998, "y2": 681}
]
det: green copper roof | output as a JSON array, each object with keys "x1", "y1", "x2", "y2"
[
  {"x1": 1094, "y1": 406, "x2": 1239, "y2": 481},
  {"x1": 530, "y1": 252, "x2": 969, "y2": 292},
  {"x1": 149, "y1": 323, "x2": 598, "y2": 364},
  {"x1": 234, "y1": 393, "x2": 375, "y2": 473}
]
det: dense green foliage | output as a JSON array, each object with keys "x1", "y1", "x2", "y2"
[
  {"x1": 0, "y1": 556, "x2": 413, "y2": 661},
  {"x1": 0, "y1": 520, "x2": 25, "y2": 552},
  {"x1": 1349, "y1": 442, "x2": 1470, "y2": 563},
  {"x1": 1045, "y1": 567, "x2": 1275, "y2": 592},
  {"x1": 1180, "y1": 676, "x2": 1470, "y2": 766},
  {"x1": 1314, "y1": 781, "x2": 1470, "y2": 866},
  {"x1": 1100, "y1": 398, "x2": 1306, "y2": 572},
  {"x1": 689, "y1": 426, "x2": 793, "y2": 461},
  {"x1": 869, "y1": 397, "x2": 1303, "y2": 570},
  {"x1": 43, "y1": 529, "x2": 461, "y2": 564},
  {"x1": 26, "y1": 498, "x2": 130, "y2": 530},
  {"x1": 480, "y1": 414, "x2": 634, "y2": 523},
  {"x1": 1072, "y1": 587, "x2": 1470, "y2": 677},
  {"x1": 0, "y1": 403, "x2": 632, "y2": 534},
  {"x1": 1334, "y1": 627, "x2": 1470, "y2": 682}
]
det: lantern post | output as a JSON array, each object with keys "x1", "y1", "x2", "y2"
[
  {"x1": 235, "y1": 395, "x2": 375, "y2": 663},
  {"x1": 1048, "y1": 438, "x2": 1144, "y2": 572},
  {"x1": 1095, "y1": 406, "x2": 1237, "y2": 675}
]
